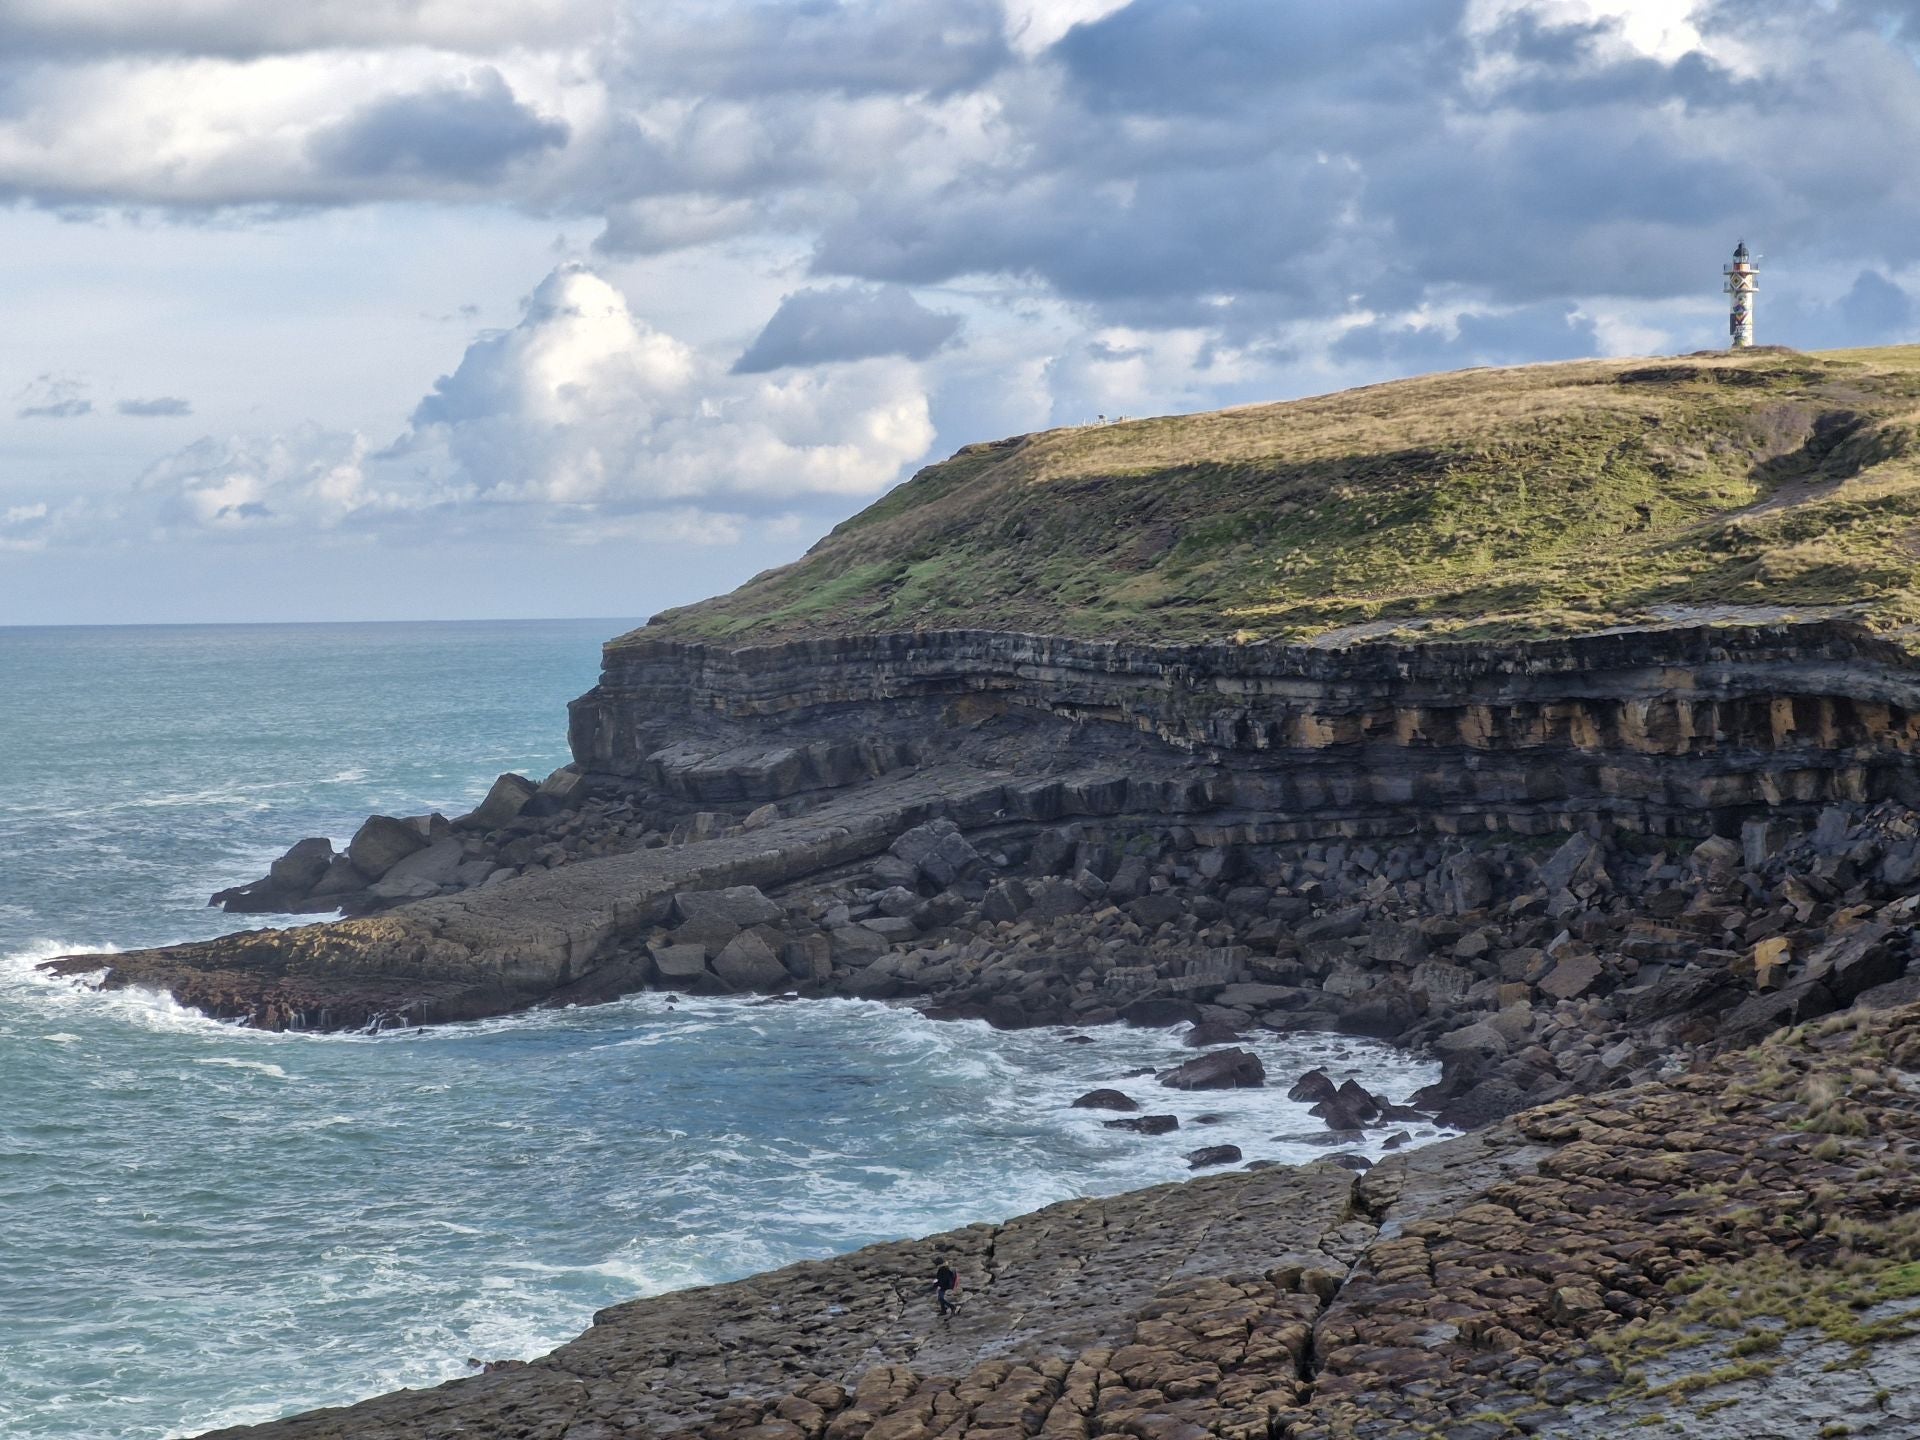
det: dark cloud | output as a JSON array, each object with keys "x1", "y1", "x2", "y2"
[
  {"x1": 9, "y1": 0, "x2": 1920, "y2": 386},
  {"x1": 18, "y1": 397, "x2": 91, "y2": 418},
  {"x1": 309, "y1": 69, "x2": 567, "y2": 184},
  {"x1": 0, "y1": 3, "x2": 599, "y2": 61},
  {"x1": 732, "y1": 284, "x2": 960, "y2": 373},
  {"x1": 117, "y1": 396, "x2": 192, "y2": 417},
  {"x1": 613, "y1": 0, "x2": 1011, "y2": 101},
  {"x1": 1055, "y1": 0, "x2": 1469, "y2": 115},
  {"x1": 1774, "y1": 269, "x2": 1920, "y2": 350}
]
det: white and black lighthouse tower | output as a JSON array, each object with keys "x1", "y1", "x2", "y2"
[{"x1": 1724, "y1": 240, "x2": 1758, "y2": 348}]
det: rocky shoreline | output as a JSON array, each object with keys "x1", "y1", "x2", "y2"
[
  {"x1": 39, "y1": 614, "x2": 1920, "y2": 1436},
  {"x1": 197, "y1": 989, "x2": 1920, "y2": 1440},
  {"x1": 45, "y1": 618, "x2": 1920, "y2": 1133}
]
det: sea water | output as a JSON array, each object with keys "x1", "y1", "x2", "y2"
[{"x1": 0, "y1": 621, "x2": 1445, "y2": 1440}]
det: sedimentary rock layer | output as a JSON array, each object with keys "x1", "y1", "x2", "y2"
[
  {"x1": 197, "y1": 991, "x2": 1920, "y2": 1440},
  {"x1": 572, "y1": 620, "x2": 1920, "y2": 834}
]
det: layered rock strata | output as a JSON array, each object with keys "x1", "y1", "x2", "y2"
[
  {"x1": 572, "y1": 621, "x2": 1920, "y2": 834},
  {"x1": 198, "y1": 991, "x2": 1920, "y2": 1440}
]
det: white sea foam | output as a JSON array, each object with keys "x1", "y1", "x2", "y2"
[{"x1": 192, "y1": 1058, "x2": 291, "y2": 1080}]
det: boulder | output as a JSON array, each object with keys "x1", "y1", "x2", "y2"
[
  {"x1": 1215, "y1": 982, "x2": 1299, "y2": 1010},
  {"x1": 1336, "y1": 993, "x2": 1418, "y2": 1039},
  {"x1": 1368, "y1": 920, "x2": 1428, "y2": 968},
  {"x1": 1538, "y1": 832, "x2": 1605, "y2": 893},
  {"x1": 1272, "y1": 1128, "x2": 1366, "y2": 1147},
  {"x1": 1104, "y1": 1114, "x2": 1179, "y2": 1135},
  {"x1": 1023, "y1": 878, "x2": 1087, "y2": 922},
  {"x1": 1186, "y1": 1144, "x2": 1243, "y2": 1169},
  {"x1": 367, "y1": 873, "x2": 440, "y2": 902},
  {"x1": 1286, "y1": 1068, "x2": 1339, "y2": 1105},
  {"x1": 1322, "y1": 963, "x2": 1376, "y2": 999},
  {"x1": 1440, "y1": 854, "x2": 1495, "y2": 914},
  {"x1": 713, "y1": 932, "x2": 789, "y2": 992},
  {"x1": 980, "y1": 878, "x2": 1032, "y2": 923},
  {"x1": 537, "y1": 765, "x2": 589, "y2": 804},
  {"x1": 346, "y1": 815, "x2": 429, "y2": 879},
  {"x1": 888, "y1": 819, "x2": 980, "y2": 888},
  {"x1": 402, "y1": 812, "x2": 452, "y2": 842},
  {"x1": 1127, "y1": 892, "x2": 1185, "y2": 928},
  {"x1": 1747, "y1": 935, "x2": 1792, "y2": 990},
  {"x1": 1537, "y1": 951, "x2": 1608, "y2": 1001},
  {"x1": 1801, "y1": 922, "x2": 1899, "y2": 1002},
  {"x1": 1335, "y1": 1078, "x2": 1383, "y2": 1120},
  {"x1": 1119, "y1": 997, "x2": 1203, "y2": 1028},
  {"x1": 309, "y1": 855, "x2": 370, "y2": 898},
  {"x1": 1296, "y1": 906, "x2": 1369, "y2": 944},
  {"x1": 459, "y1": 773, "x2": 539, "y2": 830},
  {"x1": 829, "y1": 924, "x2": 890, "y2": 965},
  {"x1": 1434, "y1": 1021, "x2": 1511, "y2": 1060},
  {"x1": 208, "y1": 877, "x2": 297, "y2": 913},
  {"x1": 649, "y1": 943, "x2": 712, "y2": 981},
  {"x1": 268, "y1": 837, "x2": 335, "y2": 892},
  {"x1": 1434, "y1": 1078, "x2": 1535, "y2": 1130},
  {"x1": 673, "y1": 915, "x2": 741, "y2": 959},
  {"x1": 1071, "y1": 1088, "x2": 1139, "y2": 1112},
  {"x1": 1689, "y1": 834, "x2": 1743, "y2": 880},
  {"x1": 1183, "y1": 1020, "x2": 1243, "y2": 1048},
  {"x1": 1408, "y1": 961, "x2": 1474, "y2": 1007},
  {"x1": 868, "y1": 854, "x2": 919, "y2": 889},
  {"x1": 378, "y1": 837, "x2": 466, "y2": 889},
  {"x1": 1309, "y1": 1082, "x2": 1381, "y2": 1132},
  {"x1": 1157, "y1": 1047, "x2": 1266, "y2": 1091},
  {"x1": 674, "y1": 886, "x2": 783, "y2": 928}
]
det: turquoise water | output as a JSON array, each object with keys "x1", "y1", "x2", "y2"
[{"x1": 0, "y1": 621, "x2": 1443, "y2": 1439}]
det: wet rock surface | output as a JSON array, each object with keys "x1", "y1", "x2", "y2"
[{"x1": 198, "y1": 999, "x2": 1920, "y2": 1440}]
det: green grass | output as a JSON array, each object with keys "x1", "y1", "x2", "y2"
[{"x1": 632, "y1": 346, "x2": 1920, "y2": 649}]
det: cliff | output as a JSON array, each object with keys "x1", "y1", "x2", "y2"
[{"x1": 571, "y1": 620, "x2": 1920, "y2": 834}]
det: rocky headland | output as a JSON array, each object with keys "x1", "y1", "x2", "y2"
[
  {"x1": 44, "y1": 347, "x2": 1920, "y2": 1435},
  {"x1": 47, "y1": 615, "x2": 1920, "y2": 1133}
]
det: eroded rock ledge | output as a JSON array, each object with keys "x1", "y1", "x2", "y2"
[{"x1": 196, "y1": 991, "x2": 1920, "y2": 1440}]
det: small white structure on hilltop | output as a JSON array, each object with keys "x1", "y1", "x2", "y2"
[{"x1": 1724, "y1": 240, "x2": 1758, "y2": 348}]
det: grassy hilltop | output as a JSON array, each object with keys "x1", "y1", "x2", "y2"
[{"x1": 639, "y1": 346, "x2": 1920, "y2": 649}]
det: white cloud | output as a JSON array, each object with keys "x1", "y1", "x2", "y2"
[
  {"x1": 395, "y1": 264, "x2": 936, "y2": 510},
  {"x1": 127, "y1": 426, "x2": 393, "y2": 536},
  {"x1": 1000, "y1": 0, "x2": 1131, "y2": 56},
  {"x1": 0, "y1": 48, "x2": 587, "y2": 206},
  {"x1": 25, "y1": 265, "x2": 936, "y2": 553}
]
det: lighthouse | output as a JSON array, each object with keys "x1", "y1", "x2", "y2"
[{"x1": 1724, "y1": 240, "x2": 1758, "y2": 348}]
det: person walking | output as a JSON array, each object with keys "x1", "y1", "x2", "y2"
[{"x1": 931, "y1": 1256, "x2": 959, "y2": 1318}]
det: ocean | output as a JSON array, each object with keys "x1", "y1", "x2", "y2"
[{"x1": 0, "y1": 620, "x2": 1444, "y2": 1439}]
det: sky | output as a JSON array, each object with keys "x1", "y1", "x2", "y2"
[{"x1": 4, "y1": 0, "x2": 1920, "y2": 625}]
